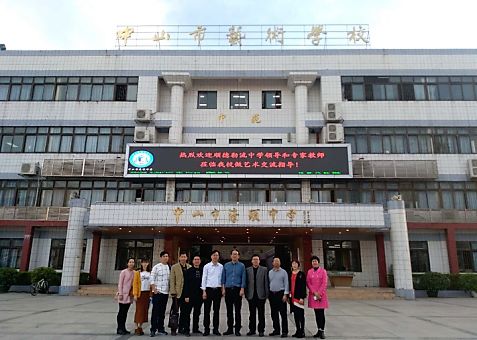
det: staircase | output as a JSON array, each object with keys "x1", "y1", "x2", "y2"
[{"x1": 77, "y1": 285, "x2": 395, "y2": 300}]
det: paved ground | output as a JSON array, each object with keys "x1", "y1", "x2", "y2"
[{"x1": 0, "y1": 293, "x2": 477, "y2": 339}]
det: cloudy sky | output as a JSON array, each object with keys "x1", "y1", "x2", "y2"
[{"x1": 1, "y1": 0, "x2": 476, "y2": 50}]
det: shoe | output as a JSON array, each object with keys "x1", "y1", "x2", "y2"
[
  {"x1": 203, "y1": 330, "x2": 210, "y2": 336},
  {"x1": 171, "y1": 329, "x2": 177, "y2": 336},
  {"x1": 117, "y1": 329, "x2": 127, "y2": 335},
  {"x1": 259, "y1": 333, "x2": 264, "y2": 337},
  {"x1": 269, "y1": 331, "x2": 281, "y2": 336},
  {"x1": 194, "y1": 330, "x2": 203, "y2": 334},
  {"x1": 313, "y1": 332, "x2": 319, "y2": 338},
  {"x1": 213, "y1": 330, "x2": 222, "y2": 336},
  {"x1": 139, "y1": 327, "x2": 145, "y2": 336},
  {"x1": 185, "y1": 332, "x2": 191, "y2": 337},
  {"x1": 319, "y1": 330, "x2": 326, "y2": 339},
  {"x1": 297, "y1": 333, "x2": 305, "y2": 339},
  {"x1": 150, "y1": 330, "x2": 156, "y2": 337},
  {"x1": 224, "y1": 329, "x2": 234, "y2": 335},
  {"x1": 135, "y1": 328, "x2": 142, "y2": 335},
  {"x1": 123, "y1": 330, "x2": 131, "y2": 334},
  {"x1": 235, "y1": 331, "x2": 241, "y2": 336},
  {"x1": 157, "y1": 330, "x2": 168, "y2": 336},
  {"x1": 246, "y1": 331, "x2": 256, "y2": 336},
  {"x1": 292, "y1": 333, "x2": 298, "y2": 338},
  {"x1": 281, "y1": 334, "x2": 288, "y2": 338}
]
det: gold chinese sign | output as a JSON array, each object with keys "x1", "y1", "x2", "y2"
[{"x1": 115, "y1": 24, "x2": 370, "y2": 49}]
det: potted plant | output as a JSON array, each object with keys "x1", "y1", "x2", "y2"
[
  {"x1": 328, "y1": 271, "x2": 355, "y2": 287},
  {"x1": 419, "y1": 272, "x2": 450, "y2": 297}
]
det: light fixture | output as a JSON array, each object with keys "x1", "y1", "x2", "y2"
[{"x1": 346, "y1": 229, "x2": 350, "y2": 232}]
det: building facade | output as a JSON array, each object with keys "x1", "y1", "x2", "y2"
[{"x1": 1, "y1": 49, "x2": 477, "y2": 297}]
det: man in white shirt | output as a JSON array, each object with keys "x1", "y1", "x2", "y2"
[
  {"x1": 150, "y1": 251, "x2": 170, "y2": 337},
  {"x1": 200, "y1": 249, "x2": 223, "y2": 336}
]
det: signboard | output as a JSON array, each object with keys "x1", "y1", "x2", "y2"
[{"x1": 125, "y1": 144, "x2": 352, "y2": 178}]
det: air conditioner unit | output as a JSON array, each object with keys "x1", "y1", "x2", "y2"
[
  {"x1": 325, "y1": 123, "x2": 344, "y2": 143},
  {"x1": 324, "y1": 103, "x2": 342, "y2": 122},
  {"x1": 468, "y1": 159, "x2": 477, "y2": 178},
  {"x1": 135, "y1": 109, "x2": 152, "y2": 123},
  {"x1": 134, "y1": 127, "x2": 150, "y2": 142},
  {"x1": 20, "y1": 162, "x2": 39, "y2": 176}
]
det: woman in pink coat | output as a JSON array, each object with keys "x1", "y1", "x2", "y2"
[
  {"x1": 116, "y1": 257, "x2": 135, "y2": 335},
  {"x1": 306, "y1": 256, "x2": 328, "y2": 339}
]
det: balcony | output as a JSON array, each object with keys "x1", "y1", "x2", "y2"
[
  {"x1": 0, "y1": 206, "x2": 70, "y2": 221},
  {"x1": 406, "y1": 209, "x2": 477, "y2": 223},
  {"x1": 42, "y1": 158, "x2": 125, "y2": 177},
  {"x1": 353, "y1": 160, "x2": 438, "y2": 179}
]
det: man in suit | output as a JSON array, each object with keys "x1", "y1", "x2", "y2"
[
  {"x1": 182, "y1": 255, "x2": 203, "y2": 337},
  {"x1": 245, "y1": 254, "x2": 269, "y2": 337},
  {"x1": 169, "y1": 251, "x2": 191, "y2": 335}
]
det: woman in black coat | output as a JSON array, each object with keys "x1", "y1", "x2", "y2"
[{"x1": 289, "y1": 260, "x2": 307, "y2": 338}]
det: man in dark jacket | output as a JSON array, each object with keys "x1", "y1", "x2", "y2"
[
  {"x1": 245, "y1": 254, "x2": 269, "y2": 337},
  {"x1": 182, "y1": 255, "x2": 203, "y2": 336}
]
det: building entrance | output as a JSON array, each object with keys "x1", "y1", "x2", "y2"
[{"x1": 190, "y1": 243, "x2": 292, "y2": 270}]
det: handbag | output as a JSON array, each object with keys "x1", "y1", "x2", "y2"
[{"x1": 168, "y1": 298, "x2": 179, "y2": 330}]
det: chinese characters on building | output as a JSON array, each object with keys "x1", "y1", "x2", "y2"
[{"x1": 116, "y1": 24, "x2": 370, "y2": 49}]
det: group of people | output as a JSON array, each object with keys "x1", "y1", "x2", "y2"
[{"x1": 116, "y1": 249, "x2": 328, "y2": 339}]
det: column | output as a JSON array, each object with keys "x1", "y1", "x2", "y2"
[
  {"x1": 166, "y1": 179, "x2": 176, "y2": 202},
  {"x1": 288, "y1": 72, "x2": 317, "y2": 145},
  {"x1": 445, "y1": 227, "x2": 459, "y2": 274},
  {"x1": 388, "y1": 199, "x2": 415, "y2": 300},
  {"x1": 375, "y1": 233, "x2": 387, "y2": 288},
  {"x1": 88, "y1": 231, "x2": 102, "y2": 284},
  {"x1": 301, "y1": 180, "x2": 311, "y2": 202},
  {"x1": 163, "y1": 72, "x2": 191, "y2": 144},
  {"x1": 59, "y1": 198, "x2": 88, "y2": 295},
  {"x1": 19, "y1": 224, "x2": 34, "y2": 272}
]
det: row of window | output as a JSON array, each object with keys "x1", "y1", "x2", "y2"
[
  {"x1": 0, "y1": 127, "x2": 134, "y2": 153},
  {"x1": 197, "y1": 91, "x2": 281, "y2": 109},
  {"x1": 346, "y1": 127, "x2": 477, "y2": 154},
  {"x1": 342, "y1": 76, "x2": 477, "y2": 101},
  {"x1": 0, "y1": 77, "x2": 138, "y2": 102},
  {"x1": 196, "y1": 138, "x2": 282, "y2": 145},
  {"x1": 3, "y1": 180, "x2": 477, "y2": 210}
]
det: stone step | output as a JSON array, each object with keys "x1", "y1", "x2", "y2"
[{"x1": 76, "y1": 285, "x2": 395, "y2": 300}]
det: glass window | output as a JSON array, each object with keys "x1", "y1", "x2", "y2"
[
  {"x1": 196, "y1": 139, "x2": 216, "y2": 144},
  {"x1": 457, "y1": 241, "x2": 477, "y2": 272},
  {"x1": 262, "y1": 139, "x2": 282, "y2": 144},
  {"x1": 409, "y1": 241, "x2": 430, "y2": 272},
  {"x1": 79, "y1": 84, "x2": 92, "y2": 101},
  {"x1": 0, "y1": 239, "x2": 23, "y2": 268},
  {"x1": 126, "y1": 85, "x2": 138, "y2": 101},
  {"x1": 229, "y1": 139, "x2": 248, "y2": 144},
  {"x1": 102, "y1": 85, "x2": 114, "y2": 101},
  {"x1": 262, "y1": 91, "x2": 282, "y2": 109},
  {"x1": 114, "y1": 84, "x2": 128, "y2": 101},
  {"x1": 115, "y1": 239, "x2": 153, "y2": 270},
  {"x1": 197, "y1": 91, "x2": 217, "y2": 109},
  {"x1": 55, "y1": 85, "x2": 67, "y2": 101},
  {"x1": 9, "y1": 85, "x2": 21, "y2": 100},
  {"x1": 230, "y1": 91, "x2": 249, "y2": 109},
  {"x1": 20, "y1": 85, "x2": 32, "y2": 101},
  {"x1": 66, "y1": 84, "x2": 79, "y2": 101},
  {"x1": 91, "y1": 85, "x2": 103, "y2": 100},
  {"x1": 49, "y1": 239, "x2": 66, "y2": 269},
  {"x1": 0, "y1": 84, "x2": 8, "y2": 101},
  {"x1": 324, "y1": 240, "x2": 361, "y2": 272}
]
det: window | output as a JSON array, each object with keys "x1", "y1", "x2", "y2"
[
  {"x1": 324, "y1": 240, "x2": 362, "y2": 272},
  {"x1": 0, "y1": 239, "x2": 23, "y2": 268},
  {"x1": 262, "y1": 139, "x2": 282, "y2": 144},
  {"x1": 197, "y1": 91, "x2": 217, "y2": 109},
  {"x1": 342, "y1": 76, "x2": 477, "y2": 101},
  {"x1": 457, "y1": 241, "x2": 477, "y2": 272},
  {"x1": 196, "y1": 139, "x2": 216, "y2": 144},
  {"x1": 49, "y1": 239, "x2": 66, "y2": 269},
  {"x1": 229, "y1": 139, "x2": 248, "y2": 144},
  {"x1": 230, "y1": 91, "x2": 249, "y2": 109},
  {"x1": 0, "y1": 76, "x2": 138, "y2": 102},
  {"x1": 262, "y1": 91, "x2": 281, "y2": 109},
  {"x1": 115, "y1": 239, "x2": 154, "y2": 270},
  {"x1": 409, "y1": 241, "x2": 430, "y2": 272}
]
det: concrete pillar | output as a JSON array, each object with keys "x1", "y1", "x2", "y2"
[
  {"x1": 163, "y1": 72, "x2": 191, "y2": 144},
  {"x1": 169, "y1": 84, "x2": 184, "y2": 143},
  {"x1": 375, "y1": 233, "x2": 388, "y2": 288},
  {"x1": 301, "y1": 180, "x2": 311, "y2": 202},
  {"x1": 445, "y1": 227, "x2": 459, "y2": 274},
  {"x1": 19, "y1": 224, "x2": 34, "y2": 272},
  {"x1": 295, "y1": 85, "x2": 308, "y2": 144},
  {"x1": 59, "y1": 198, "x2": 88, "y2": 295},
  {"x1": 88, "y1": 231, "x2": 102, "y2": 284},
  {"x1": 166, "y1": 179, "x2": 176, "y2": 202},
  {"x1": 388, "y1": 199, "x2": 415, "y2": 300},
  {"x1": 287, "y1": 72, "x2": 317, "y2": 145}
]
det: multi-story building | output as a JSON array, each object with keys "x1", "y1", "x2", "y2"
[{"x1": 1, "y1": 48, "x2": 477, "y2": 298}]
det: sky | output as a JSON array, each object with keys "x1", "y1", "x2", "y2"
[{"x1": 1, "y1": 0, "x2": 477, "y2": 50}]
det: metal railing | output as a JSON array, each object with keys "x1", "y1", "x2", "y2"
[
  {"x1": 353, "y1": 160, "x2": 438, "y2": 179},
  {"x1": 0, "y1": 206, "x2": 70, "y2": 221},
  {"x1": 42, "y1": 158, "x2": 124, "y2": 177}
]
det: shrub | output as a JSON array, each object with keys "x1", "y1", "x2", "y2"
[
  {"x1": 0, "y1": 268, "x2": 18, "y2": 292},
  {"x1": 31, "y1": 267, "x2": 59, "y2": 286},
  {"x1": 449, "y1": 273, "x2": 461, "y2": 290},
  {"x1": 458, "y1": 274, "x2": 477, "y2": 293},
  {"x1": 387, "y1": 273, "x2": 394, "y2": 288},
  {"x1": 419, "y1": 272, "x2": 450, "y2": 297},
  {"x1": 15, "y1": 271, "x2": 32, "y2": 285}
]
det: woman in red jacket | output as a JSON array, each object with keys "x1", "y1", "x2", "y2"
[
  {"x1": 306, "y1": 256, "x2": 328, "y2": 339},
  {"x1": 289, "y1": 260, "x2": 306, "y2": 338}
]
